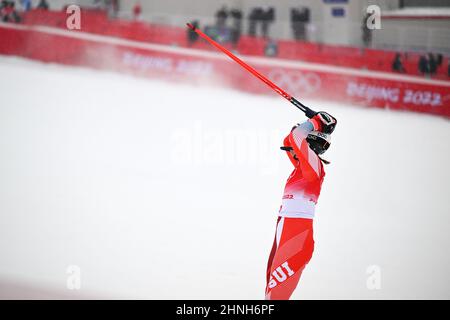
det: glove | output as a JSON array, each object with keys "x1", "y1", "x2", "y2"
[{"x1": 312, "y1": 111, "x2": 337, "y2": 134}]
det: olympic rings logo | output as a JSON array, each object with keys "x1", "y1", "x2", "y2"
[{"x1": 268, "y1": 69, "x2": 322, "y2": 94}]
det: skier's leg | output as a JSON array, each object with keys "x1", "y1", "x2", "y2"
[
  {"x1": 266, "y1": 216, "x2": 282, "y2": 284},
  {"x1": 265, "y1": 217, "x2": 314, "y2": 300}
]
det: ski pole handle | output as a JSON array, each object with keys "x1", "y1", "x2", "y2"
[{"x1": 290, "y1": 97, "x2": 317, "y2": 118}]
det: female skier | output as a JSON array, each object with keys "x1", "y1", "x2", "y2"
[{"x1": 265, "y1": 111, "x2": 336, "y2": 300}]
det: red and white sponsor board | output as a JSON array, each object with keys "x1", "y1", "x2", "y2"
[{"x1": 0, "y1": 23, "x2": 449, "y2": 117}]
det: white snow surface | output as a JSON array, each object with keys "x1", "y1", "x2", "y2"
[{"x1": 0, "y1": 56, "x2": 449, "y2": 299}]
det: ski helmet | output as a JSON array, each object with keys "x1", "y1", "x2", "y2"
[{"x1": 306, "y1": 131, "x2": 331, "y2": 155}]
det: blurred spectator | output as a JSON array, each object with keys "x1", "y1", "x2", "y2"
[
  {"x1": 248, "y1": 7, "x2": 262, "y2": 37},
  {"x1": 418, "y1": 55, "x2": 429, "y2": 76},
  {"x1": 248, "y1": 6, "x2": 274, "y2": 38},
  {"x1": 428, "y1": 53, "x2": 437, "y2": 75},
  {"x1": 448, "y1": 60, "x2": 450, "y2": 77},
  {"x1": 20, "y1": 0, "x2": 31, "y2": 11},
  {"x1": 133, "y1": 1, "x2": 141, "y2": 21},
  {"x1": 264, "y1": 39, "x2": 278, "y2": 57},
  {"x1": 1, "y1": 1, "x2": 21, "y2": 23},
  {"x1": 187, "y1": 20, "x2": 199, "y2": 46},
  {"x1": 261, "y1": 6, "x2": 275, "y2": 38},
  {"x1": 230, "y1": 8, "x2": 242, "y2": 28},
  {"x1": 215, "y1": 6, "x2": 228, "y2": 28},
  {"x1": 37, "y1": 0, "x2": 49, "y2": 10},
  {"x1": 230, "y1": 8, "x2": 242, "y2": 47},
  {"x1": 392, "y1": 53, "x2": 405, "y2": 73},
  {"x1": 291, "y1": 7, "x2": 310, "y2": 41},
  {"x1": 430, "y1": 53, "x2": 444, "y2": 75},
  {"x1": 362, "y1": 12, "x2": 372, "y2": 47},
  {"x1": 435, "y1": 53, "x2": 443, "y2": 67},
  {"x1": 418, "y1": 53, "x2": 442, "y2": 77}
]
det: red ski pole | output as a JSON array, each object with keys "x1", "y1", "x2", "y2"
[{"x1": 186, "y1": 23, "x2": 317, "y2": 118}]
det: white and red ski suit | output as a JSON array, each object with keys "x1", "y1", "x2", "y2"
[{"x1": 266, "y1": 118, "x2": 325, "y2": 300}]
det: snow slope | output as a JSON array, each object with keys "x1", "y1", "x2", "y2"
[{"x1": 0, "y1": 56, "x2": 449, "y2": 299}]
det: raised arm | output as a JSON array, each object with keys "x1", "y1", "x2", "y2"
[{"x1": 288, "y1": 118, "x2": 323, "y2": 180}]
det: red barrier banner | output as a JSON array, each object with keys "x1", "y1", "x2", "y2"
[{"x1": 0, "y1": 23, "x2": 449, "y2": 117}]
